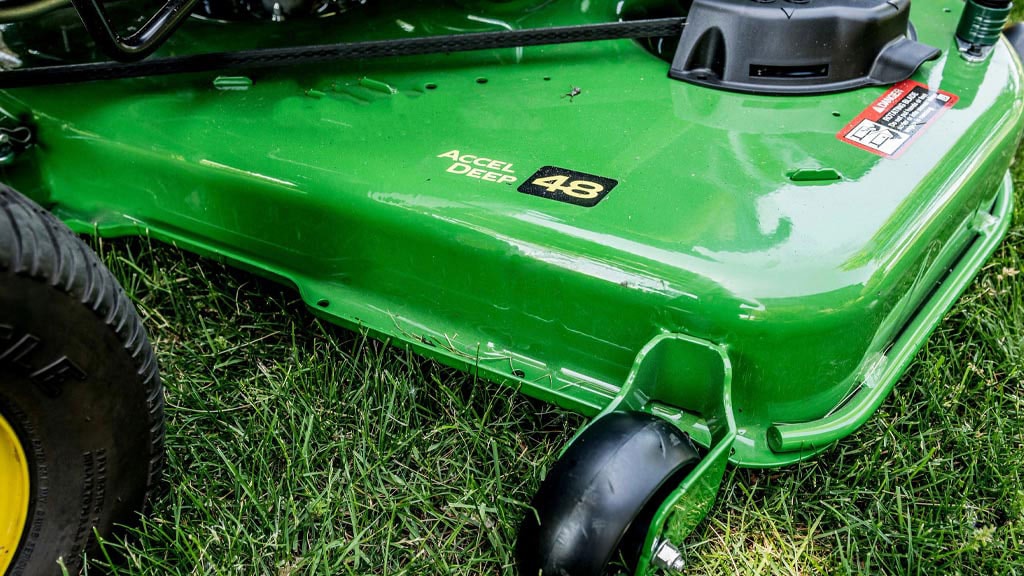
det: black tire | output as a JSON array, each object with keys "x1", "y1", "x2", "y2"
[
  {"x1": 0, "y1": 184, "x2": 164, "y2": 575},
  {"x1": 516, "y1": 411, "x2": 700, "y2": 576}
]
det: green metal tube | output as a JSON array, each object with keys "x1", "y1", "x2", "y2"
[
  {"x1": 956, "y1": 0, "x2": 1012, "y2": 47},
  {"x1": 0, "y1": 0, "x2": 68, "y2": 22},
  {"x1": 768, "y1": 174, "x2": 1014, "y2": 453}
]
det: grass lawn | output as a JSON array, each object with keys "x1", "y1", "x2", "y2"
[{"x1": 83, "y1": 47, "x2": 1023, "y2": 576}]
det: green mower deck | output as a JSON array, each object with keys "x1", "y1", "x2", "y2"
[{"x1": 0, "y1": 0, "x2": 1022, "y2": 572}]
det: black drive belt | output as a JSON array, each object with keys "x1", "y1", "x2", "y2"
[{"x1": 0, "y1": 17, "x2": 686, "y2": 88}]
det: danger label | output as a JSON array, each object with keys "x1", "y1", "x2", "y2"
[{"x1": 837, "y1": 80, "x2": 958, "y2": 158}]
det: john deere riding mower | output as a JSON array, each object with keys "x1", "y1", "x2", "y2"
[{"x1": 0, "y1": 0, "x2": 1021, "y2": 573}]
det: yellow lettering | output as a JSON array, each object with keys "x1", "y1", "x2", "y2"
[
  {"x1": 437, "y1": 149, "x2": 518, "y2": 184},
  {"x1": 532, "y1": 175, "x2": 603, "y2": 199}
]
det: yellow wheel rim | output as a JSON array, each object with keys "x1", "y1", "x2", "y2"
[{"x1": 0, "y1": 412, "x2": 29, "y2": 575}]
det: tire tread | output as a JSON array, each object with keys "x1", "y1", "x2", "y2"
[{"x1": 0, "y1": 184, "x2": 165, "y2": 523}]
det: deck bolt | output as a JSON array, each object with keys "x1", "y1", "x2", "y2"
[{"x1": 652, "y1": 539, "x2": 685, "y2": 573}]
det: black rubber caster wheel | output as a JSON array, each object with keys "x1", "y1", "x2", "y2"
[{"x1": 516, "y1": 411, "x2": 701, "y2": 576}]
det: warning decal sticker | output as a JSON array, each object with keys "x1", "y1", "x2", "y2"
[{"x1": 837, "y1": 80, "x2": 958, "y2": 158}]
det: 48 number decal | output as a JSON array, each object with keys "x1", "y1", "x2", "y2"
[
  {"x1": 518, "y1": 166, "x2": 618, "y2": 207},
  {"x1": 530, "y1": 175, "x2": 605, "y2": 199}
]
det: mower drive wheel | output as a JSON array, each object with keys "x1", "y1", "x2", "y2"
[
  {"x1": 0, "y1": 184, "x2": 164, "y2": 575},
  {"x1": 516, "y1": 411, "x2": 700, "y2": 576}
]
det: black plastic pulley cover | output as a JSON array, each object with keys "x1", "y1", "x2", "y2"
[{"x1": 669, "y1": 0, "x2": 941, "y2": 95}]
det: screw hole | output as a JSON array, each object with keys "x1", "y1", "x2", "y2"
[
  {"x1": 316, "y1": 299, "x2": 330, "y2": 308},
  {"x1": 476, "y1": 77, "x2": 488, "y2": 84},
  {"x1": 425, "y1": 83, "x2": 438, "y2": 90},
  {"x1": 831, "y1": 111, "x2": 841, "y2": 117}
]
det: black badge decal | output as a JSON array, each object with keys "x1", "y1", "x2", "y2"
[{"x1": 518, "y1": 166, "x2": 617, "y2": 207}]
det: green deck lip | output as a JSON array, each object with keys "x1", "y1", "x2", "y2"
[{"x1": 768, "y1": 171, "x2": 1014, "y2": 455}]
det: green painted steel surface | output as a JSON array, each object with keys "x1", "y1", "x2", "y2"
[
  {"x1": 0, "y1": 0, "x2": 1020, "y2": 476},
  {"x1": 582, "y1": 332, "x2": 736, "y2": 575}
]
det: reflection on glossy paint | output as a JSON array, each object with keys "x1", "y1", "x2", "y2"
[
  {"x1": 198, "y1": 159, "x2": 298, "y2": 188},
  {"x1": 438, "y1": 211, "x2": 688, "y2": 297},
  {"x1": 514, "y1": 210, "x2": 820, "y2": 299},
  {"x1": 560, "y1": 368, "x2": 620, "y2": 394}
]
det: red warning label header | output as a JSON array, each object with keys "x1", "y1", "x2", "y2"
[{"x1": 837, "y1": 80, "x2": 958, "y2": 158}]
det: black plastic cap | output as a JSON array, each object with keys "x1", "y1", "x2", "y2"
[{"x1": 669, "y1": 0, "x2": 941, "y2": 95}]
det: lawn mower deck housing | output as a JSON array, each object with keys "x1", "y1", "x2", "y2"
[{"x1": 0, "y1": 0, "x2": 1021, "y2": 573}]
